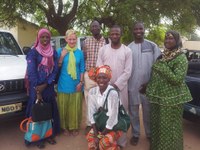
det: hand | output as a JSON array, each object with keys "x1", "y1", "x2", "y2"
[
  {"x1": 139, "y1": 83, "x2": 147, "y2": 94},
  {"x1": 111, "y1": 83, "x2": 119, "y2": 91},
  {"x1": 36, "y1": 92, "x2": 43, "y2": 102},
  {"x1": 76, "y1": 82, "x2": 82, "y2": 92},
  {"x1": 61, "y1": 49, "x2": 68, "y2": 58},
  {"x1": 101, "y1": 128, "x2": 110, "y2": 136},
  {"x1": 94, "y1": 137, "x2": 99, "y2": 149},
  {"x1": 157, "y1": 54, "x2": 163, "y2": 60},
  {"x1": 36, "y1": 83, "x2": 47, "y2": 93}
]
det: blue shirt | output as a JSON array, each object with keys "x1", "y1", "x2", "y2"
[
  {"x1": 57, "y1": 48, "x2": 85, "y2": 93},
  {"x1": 26, "y1": 48, "x2": 59, "y2": 87}
]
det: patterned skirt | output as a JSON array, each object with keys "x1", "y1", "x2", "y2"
[
  {"x1": 57, "y1": 92, "x2": 82, "y2": 130},
  {"x1": 86, "y1": 129, "x2": 122, "y2": 150},
  {"x1": 150, "y1": 103, "x2": 184, "y2": 150}
]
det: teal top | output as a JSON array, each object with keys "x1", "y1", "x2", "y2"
[
  {"x1": 146, "y1": 53, "x2": 192, "y2": 106},
  {"x1": 57, "y1": 48, "x2": 85, "y2": 93}
]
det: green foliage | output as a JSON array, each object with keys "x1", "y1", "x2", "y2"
[
  {"x1": 0, "y1": 0, "x2": 78, "y2": 35},
  {"x1": 146, "y1": 25, "x2": 166, "y2": 46},
  {"x1": 0, "y1": 0, "x2": 39, "y2": 27},
  {"x1": 76, "y1": 0, "x2": 200, "y2": 43}
]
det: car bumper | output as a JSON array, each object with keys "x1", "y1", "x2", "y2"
[
  {"x1": 0, "y1": 92, "x2": 28, "y2": 119},
  {"x1": 184, "y1": 103, "x2": 200, "y2": 116}
]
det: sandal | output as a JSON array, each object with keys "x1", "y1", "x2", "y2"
[
  {"x1": 37, "y1": 142, "x2": 45, "y2": 149},
  {"x1": 72, "y1": 130, "x2": 79, "y2": 136},
  {"x1": 64, "y1": 129, "x2": 72, "y2": 136},
  {"x1": 47, "y1": 138, "x2": 56, "y2": 145}
]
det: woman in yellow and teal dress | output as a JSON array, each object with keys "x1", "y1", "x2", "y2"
[
  {"x1": 57, "y1": 29, "x2": 85, "y2": 136},
  {"x1": 146, "y1": 30, "x2": 192, "y2": 150}
]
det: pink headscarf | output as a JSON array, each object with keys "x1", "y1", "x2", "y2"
[{"x1": 34, "y1": 28, "x2": 54, "y2": 74}]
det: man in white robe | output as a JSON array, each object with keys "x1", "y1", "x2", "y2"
[
  {"x1": 96, "y1": 25, "x2": 132, "y2": 148},
  {"x1": 96, "y1": 25, "x2": 132, "y2": 112}
]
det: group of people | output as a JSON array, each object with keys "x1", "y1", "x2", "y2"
[{"x1": 25, "y1": 20, "x2": 192, "y2": 150}]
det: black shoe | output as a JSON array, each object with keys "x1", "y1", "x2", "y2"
[
  {"x1": 47, "y1": 138, "x2": 56, "y2": 145},
  {"x1": 130, "y1": 136, "x2": 139, "y2": 146},
  {"x1": 85, "y1": 126, "x2": 92, "y2": 135},
  {"x1": 37, "y1": 141, "x2": 45, "y2": 149},
  {"x1": 24, "y1": 140, "x2": 31, "y2": 147},
  {"x1": 118, "y1": 145, "x2": 124, "y2": 150}
]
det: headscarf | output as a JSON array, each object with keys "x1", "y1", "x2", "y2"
[
  {"x1": 65, "y1": 29, "x2": 77, "y2": 80},
  {"x1": 34, "y1": 28, "x2": 54, "y2": 74},
  {"x1": 162, "y1": 30, "x2": 182, "y2": 61},
  {"x1": 88, "y1": 65, "x2": 112, "y2": 81}
]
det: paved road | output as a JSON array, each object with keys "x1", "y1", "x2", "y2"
[{"x1": 0, "y1": 104, "x2": 200, "y2": 150}]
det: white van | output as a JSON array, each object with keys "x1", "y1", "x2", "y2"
[{"x1": 0, "y1": 30, "x2": 28, "y2": 119}]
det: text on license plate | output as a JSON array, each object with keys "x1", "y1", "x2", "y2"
[{"x1": 0, "y1": 103, "x2": 22, "y2": 115}]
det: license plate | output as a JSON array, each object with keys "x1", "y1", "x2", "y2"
[{"x1": 0, "y1": 103, "x2": 22, "y2": 115}]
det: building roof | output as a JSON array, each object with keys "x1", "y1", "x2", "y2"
[
  {"x1": 17, "y1": 18, "x2": 39, "y2": 28},
  {"x1": 183, "y1": 41, "x2": 200, "y2": 51}
]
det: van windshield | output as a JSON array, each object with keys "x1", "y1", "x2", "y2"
[{"x1": 0, "y1": 32, "x2": 22, "y2": 55}]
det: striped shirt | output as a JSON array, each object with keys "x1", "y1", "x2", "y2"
[{"x1": 83, "y1": 36, "x2": 106, "y2": 71}]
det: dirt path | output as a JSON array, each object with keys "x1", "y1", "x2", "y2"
[{"x1": 0, "y1": 101, "x2": 200, "y2": 150}]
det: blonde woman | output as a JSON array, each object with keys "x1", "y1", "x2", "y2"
[{"x1": 57, "y1": 29, "x2": 85, "y2": 136}]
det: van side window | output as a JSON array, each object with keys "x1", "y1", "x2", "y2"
[
  {"x1": 60, "y1": 38, "x2": 67, "y2": 48},
  {"x1": 0, "y1": 32, "x2": 22, "y2": 55}
]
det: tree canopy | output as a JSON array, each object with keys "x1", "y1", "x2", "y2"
[
  {"x1": 0, "y1": 0, "x2": 200, "y2": 44},
  {"x1": 0, "y1": 0, "x2": 79, "y2": 35},
  {"x1": 77, "y1": 0, "x2": 199, "y2": 44}
]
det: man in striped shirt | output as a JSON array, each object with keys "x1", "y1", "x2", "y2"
[{"x1": 82, "y1": 20, "x2": 108, "y2": 134}]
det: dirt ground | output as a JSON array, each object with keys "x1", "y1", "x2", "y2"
[{"x1": 0, "y1": 101, "x2": 200, "y2": 150}]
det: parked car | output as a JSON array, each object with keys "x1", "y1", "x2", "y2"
[
  {"x1": 0, "y1": 30, "x2": 28, "y2": 119},
  {"x1": 51, "y1": 36, "x2": 87, "y2": 50},
  {"x1": 183, "y1": 49, "x2": 200, "y2": 122}
]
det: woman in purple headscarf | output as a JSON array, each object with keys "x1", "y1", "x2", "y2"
[{"x1": 26, "y1": 28, "x2": 60, "y2": 148}]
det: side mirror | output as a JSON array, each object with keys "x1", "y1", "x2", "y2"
[{"x1": 22, "y1": 47, "x2": 31, "y2": 55}]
